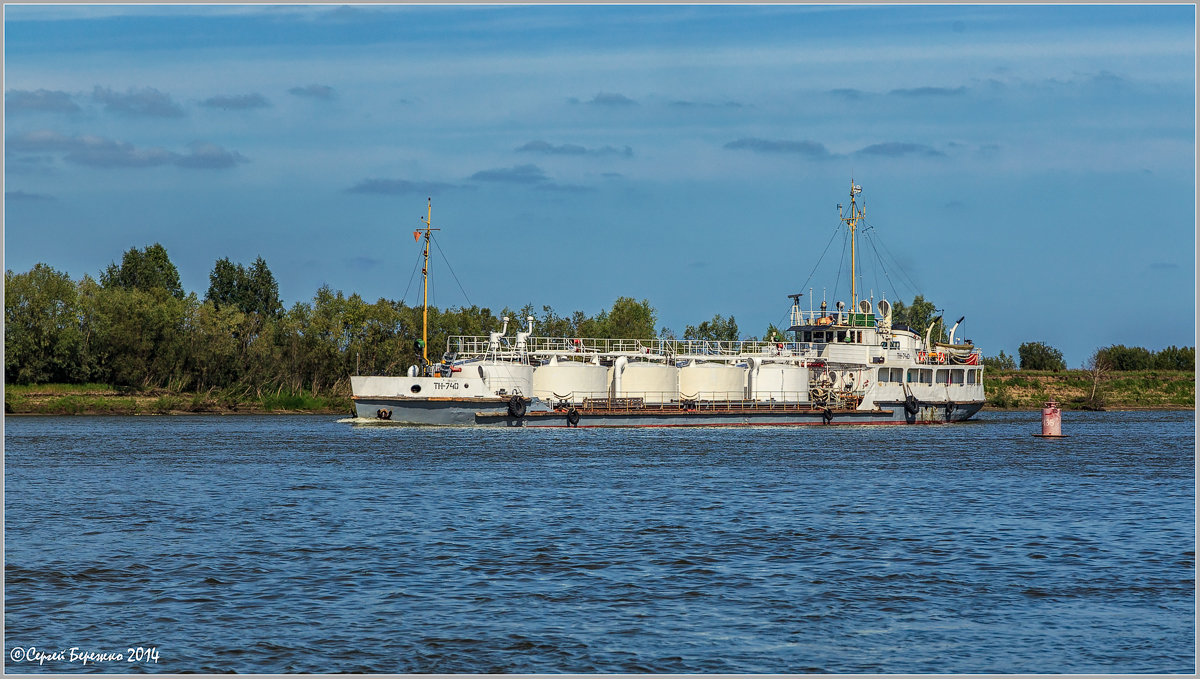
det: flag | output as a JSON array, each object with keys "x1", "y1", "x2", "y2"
[{"x1": 413, "y1": 230, "x2": 420, "y2": 243}]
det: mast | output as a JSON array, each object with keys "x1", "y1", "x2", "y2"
[
  {"x1": 838, "y1": 180, "x2": 864, "y2": 312},
  {"x1": 419, "y1": 198, "x2": 440, "y2": 365}
]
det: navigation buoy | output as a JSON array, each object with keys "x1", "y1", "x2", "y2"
[{"x1": 1033, "y1": 400, "x2": 1066, "y2": 438}]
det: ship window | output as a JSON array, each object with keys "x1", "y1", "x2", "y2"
[
  {"x1": 951, "y1": 369, "x2": 965, "y2": 384},
  {"x1": 967, "y1": 369, "x2": 978, "y2": 384},
  {"x1": 891, "y1": 368, "x2": 903, "y2": 382},
  {"x1": 908, "y1": 368, "x2": 932, "y2": 384},
  {"x1": 878, "y1": 367, "x2": 891, "y2": 383},
  {"x1": 836, "y1": 331, "x2": 845, "y2": 343},
  {"x1": 935, "y1": 369, "x2": 948, "y2": 384},
  {"x1": 410, "y1": 384, "x2": 422, "y2": 394}
]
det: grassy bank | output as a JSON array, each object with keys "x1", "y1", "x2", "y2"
[
  {"x1": 5, "y1": 383, "x2": 352, "y2": 416},
  {"x1": 985, "y1": 369, "x2": 1195, "y2": 410}
]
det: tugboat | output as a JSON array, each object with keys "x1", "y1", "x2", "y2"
[{"x1": 350, "y1": 184, "x2": 985, "y2": 426}]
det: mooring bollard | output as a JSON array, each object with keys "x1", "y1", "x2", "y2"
[{"x1": 1033, "y1": 400, "x2": 1066, "y2": 438}]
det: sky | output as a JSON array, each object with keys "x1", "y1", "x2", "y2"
[{"x1": 3, "y1": 3, "x2": 1195, "y2": 366}]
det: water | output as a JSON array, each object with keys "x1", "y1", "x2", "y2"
[{"x1": 5, "y1": 411, "x2": 1194, "y2": 673}]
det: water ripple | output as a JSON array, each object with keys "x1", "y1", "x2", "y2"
[{"x1": 4, "y1": 410, "x2": 1194, "y2": 673}]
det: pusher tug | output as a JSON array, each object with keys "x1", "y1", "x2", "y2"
[{"x1": 349, "y1": 185, "x2": 985, "y2": 427}]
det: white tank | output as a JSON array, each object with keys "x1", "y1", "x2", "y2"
[
  {"x1": 475, "y1": 361, "x2": 534, "y2": 397},
  {"x1": 532, "y1": 359, "x2": 608, "y2": 403},
  {"x1": 611, "y1": 360, "x2": 679, "y2": 403},
  {"x1": 679, "y1": 361, "x2": 745, "y2": 400},
  {"x1": 749, "y1": 363, "x2": 809, "y2": 402}
]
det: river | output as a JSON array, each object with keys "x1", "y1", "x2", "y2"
[{"x1": 4, "y1": 410, "x2": 1194, "y2": 673}]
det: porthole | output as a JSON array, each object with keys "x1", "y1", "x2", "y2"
[{"x1": 410, "y1": 384, "x2": 421, "y2": 394}]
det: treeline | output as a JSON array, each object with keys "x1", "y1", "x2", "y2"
[
  {"x1": 6, "y1": 244, "x2": 777, "y2": 394},
  {"x1": 983, "y1": 342, "x2": 1194, "y2": 372}
]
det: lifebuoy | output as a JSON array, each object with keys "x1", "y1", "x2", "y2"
[
  {"x1": 904, "y1": 395, "x2": 919, "y2": 415},
  {"x1": 567, "y1": 408, "x2": 580, "y2": 427},
  {"x1": 822, "y1": 407, "x2": 833, "y2": 424},
  {"x1": 507, "y1": 395, "x2": 526, "y2": 418}
]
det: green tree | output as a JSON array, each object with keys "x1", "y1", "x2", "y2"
[
  {"x1": 762, "y1": 323, "x2": 787, "y2": 343},
  {"x1": 1018, "y1": 341, "x2": 1066, "y2": 371},
  {"x1": 982, "y1": 350, "x2": 1016, "y2": 370},
  {"x1": 206, "y1": 257, "x2": 244, "y2": 311},
  {"x1": 1095, "y1": 345, "x2": 1154, "y2": 371},
  {"x1": 4, "y1": 264, "x2": 85, "y2": 384},
  {"x1": 245, "y1": 256, "x2": 282, "y2": 318},
  {"x1": 101, "y1": 243, "x2": 184, "y2": 299},
  {"x1": 890, "y1": 295, "x2": 947, "y2": 343},
  {"x1": 1154, "y1": 345, "x2": 1196, "y2": 371},
  {"x1": 206, "y1": 256, "x2": 282, "y2": 318},
  {"x1": 684, "y1": 314, "x2": 739, "y2": 341},
  {"x1": 602, "y1": 297, "x2": 657, "y2": 339}
]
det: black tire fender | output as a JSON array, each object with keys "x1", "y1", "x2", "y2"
[
  {"x1": 904, "y1": 395, "x2": 919, "y2": 415},
  {"x1": 566, "y1": 408, "x2": 580, "y2": 427},
  {"x1": 507, "y1": 395, "x2": 526, "y2": 418}
]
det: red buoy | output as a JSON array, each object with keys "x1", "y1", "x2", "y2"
[{"x1": 1033, "y1": 400, "x2": 1066, "y2": 438}]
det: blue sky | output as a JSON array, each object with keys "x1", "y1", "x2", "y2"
[{"x1": 4, "y1": 4, "x2": 1195, "y2": 365}]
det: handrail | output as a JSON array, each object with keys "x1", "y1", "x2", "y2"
[{"x1": 446, "y1": 335, "x2": 819, "y2": 361}]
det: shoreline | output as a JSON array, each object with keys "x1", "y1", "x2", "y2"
[
  {"x1": 5, "y1": 405, "x2": 1193, "y2": 417},
  {"x1": 6, "y1": 370, "x2": 1193, "y2": 417}
]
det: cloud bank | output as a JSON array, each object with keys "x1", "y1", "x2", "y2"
[
  {"x1": 92, "y1": 86, "x2": 185, "y2": 117},
  {"x1": 6, "y1": 89, "x2": 81, "y2": 114},
  {"x1": 201, "y1": 93, "x2": 271, "y2": 110},
  {"x1": 6, "y1": 130, "x2": 247, "y2": 169}
]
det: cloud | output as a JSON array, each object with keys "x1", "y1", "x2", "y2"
[
  {"x1": 200, "y1": 93, "x2": 271, "y2": 110},
  {"x1": 855, "y1": 142, "x2": 944, "y2": 157},
  {"x1": 516, "y1": 140, "x2": 633, "y2": 157},
  {"x1": 469, "y1": 164, "x2": 548, "y2": 184},
  {"x1": 724, "y1": 137, "x2": 832, "y2": 158},
  {"x1": 288, "y1": 84, "x2": 336, "y2": 100},
  {"x1": 347, "y1": 256, "x2": 382, "y2": 270},
  {"x1": 534, "y1": 182, "x2": 593, "y2": 193},
  {"x1": 6, "y1": 89, "x2": 81, "y2": 114},
  {"x1": 888, "y1": 86, "x2": 967, "y2": 97},
  {"x1": 668, "y1": 99, "x2": 745, "y2": 109},
  {"x1": 345, "y1": 178, "x2": 458, "y2": 195},
  {"x1": 174, "y1": 142, "x2": 249, "y2": 169},
  {"x1": 6, "y1": 130, "x2": 247, "y2": 169},
  {"x1": 582, "y1": 92, "x2": 637, "y2": 106},
  {"x1": 5, "y1": 190, "x2": 55, "y2": 201},
  {"x1": 92, "y1": 86, "x2": 185, "y2": 117},
  {"x1": 829, "y1": 88, "x2": 865, "y2": 100}
]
